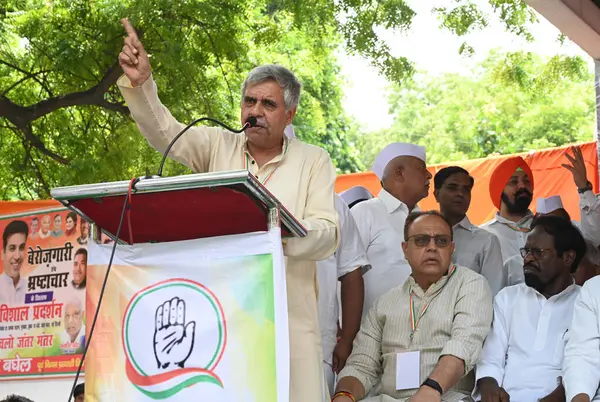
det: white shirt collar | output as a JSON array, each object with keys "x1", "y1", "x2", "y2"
[
  {"x1": 0, "y1": 272, "x2": 25, "y2": 290},
  {"x1": 454, "y1": 216, "x2": 475, "y2": 232},
  {"x1": 524, "y1": 280, "x2": 578, "y2": 301},
  {"x1": 378, "y1": 188, "x2": 410, "y2": 215},
  {"x1": 492, "y1": 210, "x2": 534, "y2": 226}
]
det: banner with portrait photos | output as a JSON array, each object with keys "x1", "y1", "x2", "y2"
[{"x1": 0, "y1": 207, "x2": 90, "y2": 380}]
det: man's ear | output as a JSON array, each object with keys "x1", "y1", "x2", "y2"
[
  {"x1": 402, "y1": 241, "x2": 408, "y2": 254},
  {"x1": 395, "y1": 164, "x2": 405, "y2": 182},
  {"x1": 563, "y1": 249, "x2": 576, "y2": 268},
  {"x1": 434, "y1": 189, "x2": 440, "y2": 202},
  {"x1": 286, "y1": 107, "x2": 297, "y2": 125}
]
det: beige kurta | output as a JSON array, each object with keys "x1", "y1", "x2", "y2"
[
  {"x1": 118, "y1": 75, "x2": 339, "y2": 401},
  {"x1": 338, "y1": 265, "x2": 493, "y2": 402}
]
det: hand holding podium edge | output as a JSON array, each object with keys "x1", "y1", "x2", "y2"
[{"x1": 119, "y1": 18, "x2": 152, "y2": 87}]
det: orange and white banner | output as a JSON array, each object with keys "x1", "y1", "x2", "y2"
[{"x1": 0, "y1": 208, "x2": 89, "y2": 380}]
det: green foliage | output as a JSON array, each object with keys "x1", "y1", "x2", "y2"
[
  {"x1": 0, "y1": 0, "x2": 543, "y2": 199},
  {"x1": 0, "y1": 0, "x2": 366, "y2": 199},
  {"x1": 350, "y1": 51, "x2": 596, "y2": 168}
]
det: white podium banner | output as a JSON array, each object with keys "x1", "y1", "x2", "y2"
[{"x1": 85, "y1": 228, "x2": 289, "y2": 402}]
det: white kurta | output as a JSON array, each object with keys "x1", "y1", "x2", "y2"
[
  {"x1": 480, "y1": 212, "x2": 534, "y2": 263},
  {"x1": 474, "y1": 282, "x2": 580, "y2": 402},
  {"x1": 317, "y1": 194, "x2": 370, "y2": 394},
  {"x1": 350, "y1": 189, "x2": 412, "y2": 318},
  {"x1": 0, "y1": 272, "x2": 26, "y2": 307},
  {"x1": 118, "y1": 75, "x2": 339, "y2": 402},
  {"x1": 563, "y1": 275, "x2": 600, "y2": 402},
  {"x1": 579, "y1": 190, "x2": 600, "y2": 247},
  {"x1": 452, "y1": 216, "x2": 506, "y2": 296},
  {"x1": 502, "y1": 255, "x2": 526, "y2": 287}
]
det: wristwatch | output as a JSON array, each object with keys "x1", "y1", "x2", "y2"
[
  {"x1": 578, "y1": 181, "x2": 593, "y2": 194},
  {"x1": 422, "y1": 378, "x2": 443, "y2": 395}
]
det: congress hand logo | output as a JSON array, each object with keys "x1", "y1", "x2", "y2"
[
  {"x1": 153, "y1": 297, "x2": 196, "y2": 369},
  {"x1": 122, "y1": 279, "x2": 227, "y2": 399}
]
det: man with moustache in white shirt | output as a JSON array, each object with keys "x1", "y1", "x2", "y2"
[
  {"x1": 351, "y1": 143, "x2": 432, "y2": 318},
  {"x1": 475, "y1": 215, "x2": 586, "y2": 402},
  {"x1": 433, "y1": 166, "x2": 506, "y2": 296}
]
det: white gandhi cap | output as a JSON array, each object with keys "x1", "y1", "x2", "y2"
[
  {"x1": 372, "y1": 142, "x2": 426, "y2": 180},
  {"x1": 536, "y1": 195, "x2": 564, "y2": 214},
  {"x1": 339, "y1": 186, "x2": 374, "y2": 206},
  {"x1": 284, "y1": 125, "x2": 296, "y2": 139}
]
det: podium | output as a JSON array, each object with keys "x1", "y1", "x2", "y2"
[
  {"x1": 50, "y1": 169, "x2": 307, "y2": 243},
  {"x1": 50, "y1": 170, "x2": 300, "y2": 401}
]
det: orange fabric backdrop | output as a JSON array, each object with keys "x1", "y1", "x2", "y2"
[
  {"x1": 335, "y1": 141, "x2": 599, "y2": 225},
  {"x1": 0, "y1": 142, "x2": 598, "y2": 226},
  {"x1": 0, "y1": 200, "x2": 62, "y2": 216}
]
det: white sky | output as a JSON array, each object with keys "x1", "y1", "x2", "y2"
[{"x1": 340, "y1": 0, "x2": 593, "y2": 131}]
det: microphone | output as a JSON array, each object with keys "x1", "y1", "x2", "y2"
[
  {"x1": 246, "y1": 116, "x2": 257, "y2": 128},
  {"x1": 156, "y1": 117, "x2": 255, "y2": 177}
]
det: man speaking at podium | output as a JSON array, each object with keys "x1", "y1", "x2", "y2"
[{"x1": 117, "y1": 18, "x2": 339, "y2": 401}]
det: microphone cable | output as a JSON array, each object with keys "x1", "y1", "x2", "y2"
[
  {"x1": 67, "y1": 177, "x2": 139, "y2": 401},
  {"x1": 67, "y1": 116, "x2": 255, "y2": 400},
  {"x1": 156, "y1": 117, "x2": 256, "y2": 177}
]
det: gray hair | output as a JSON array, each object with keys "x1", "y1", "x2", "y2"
[
  {"x1": 241, "y1": 64, "x2": 301, "y2": 110},
  {"x1": 65, "y1": 296, "x2": 84, "y2": 313},
  {"x1": 585, "y1": 239, "x2": 600, "y2": 265}
]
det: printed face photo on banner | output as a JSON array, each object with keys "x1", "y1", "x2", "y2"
[{"x1": 0, "y1": 208, "x2": 89, "y2": 380}]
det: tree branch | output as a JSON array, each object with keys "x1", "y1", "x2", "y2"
[
  {"x1": 27, "y1": 150, "x2": 51, "y2": 198},
  {"x1": 13, "y1": 125, "x2": 69, "y2": 165},
  {"x1": 26, "y1": 61, "x2": 126, "y2": 120},
  {"x1": 1, "y1": 69, "x2": 53, "y2": 96},
  {"x1": 0, "y1": 59, "x2": 54, "y2": 96},
  {"x1": 185, "y1": 17, "x2": 235, "y2": 107},
  {"x1": 0, "y1": 61, "x2": 128, "y2": 163}
]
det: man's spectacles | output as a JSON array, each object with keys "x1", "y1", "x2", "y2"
[
  {"x1": 519, "y1": 247, "x2": 554, "y2": 260},
  {"x1": 407, "y1": 234, "x2": 452, "y2": 248}
]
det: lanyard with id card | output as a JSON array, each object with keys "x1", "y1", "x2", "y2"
[{"x1": 396, "y1": 265, "x2": 456, "y2": 390}]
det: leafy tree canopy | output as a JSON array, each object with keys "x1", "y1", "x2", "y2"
[
  {"x1": 350, "y1": 50, "x2": 595, "y2": 168},
  {"x1": 0, "y1": 0, "x2": 544, "y2": 199}
]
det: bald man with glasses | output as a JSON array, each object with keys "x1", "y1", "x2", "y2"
[{"x1": 333, "y1": 211, "x2": 492, "y2": 402}]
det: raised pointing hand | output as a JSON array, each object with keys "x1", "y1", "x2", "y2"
[{"x1": 119, "y1": 18, "x2": 151, "y2": 87}]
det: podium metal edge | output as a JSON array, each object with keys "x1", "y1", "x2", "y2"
[{"x1": 51, "y1": 170, "x2": 307, "y2": 238}]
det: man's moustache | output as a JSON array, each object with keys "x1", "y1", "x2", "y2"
[{"x1": 515, "y1": 189, "x2": 532, "y2": 197}]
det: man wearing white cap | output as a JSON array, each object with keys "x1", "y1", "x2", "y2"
[
  {"x1": 317, "y1": 194, "x2": 370, "y2": 396},
  {"x1": 340, "y1": 186, "x2": 373, "y2": 209},
  {"x1": 536, "y1": 195, "x2": 571, "y2": 221},
  {"x1": 351, "y1": 142, "x2": 432, "y2": 317}
]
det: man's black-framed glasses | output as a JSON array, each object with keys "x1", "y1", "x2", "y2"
[
  {"x1": 520, "y1": 247, "x2": 554, "y2": 260},
  {"x1": 407, "y1": 234, "x2": 452, "y2": 248}
]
